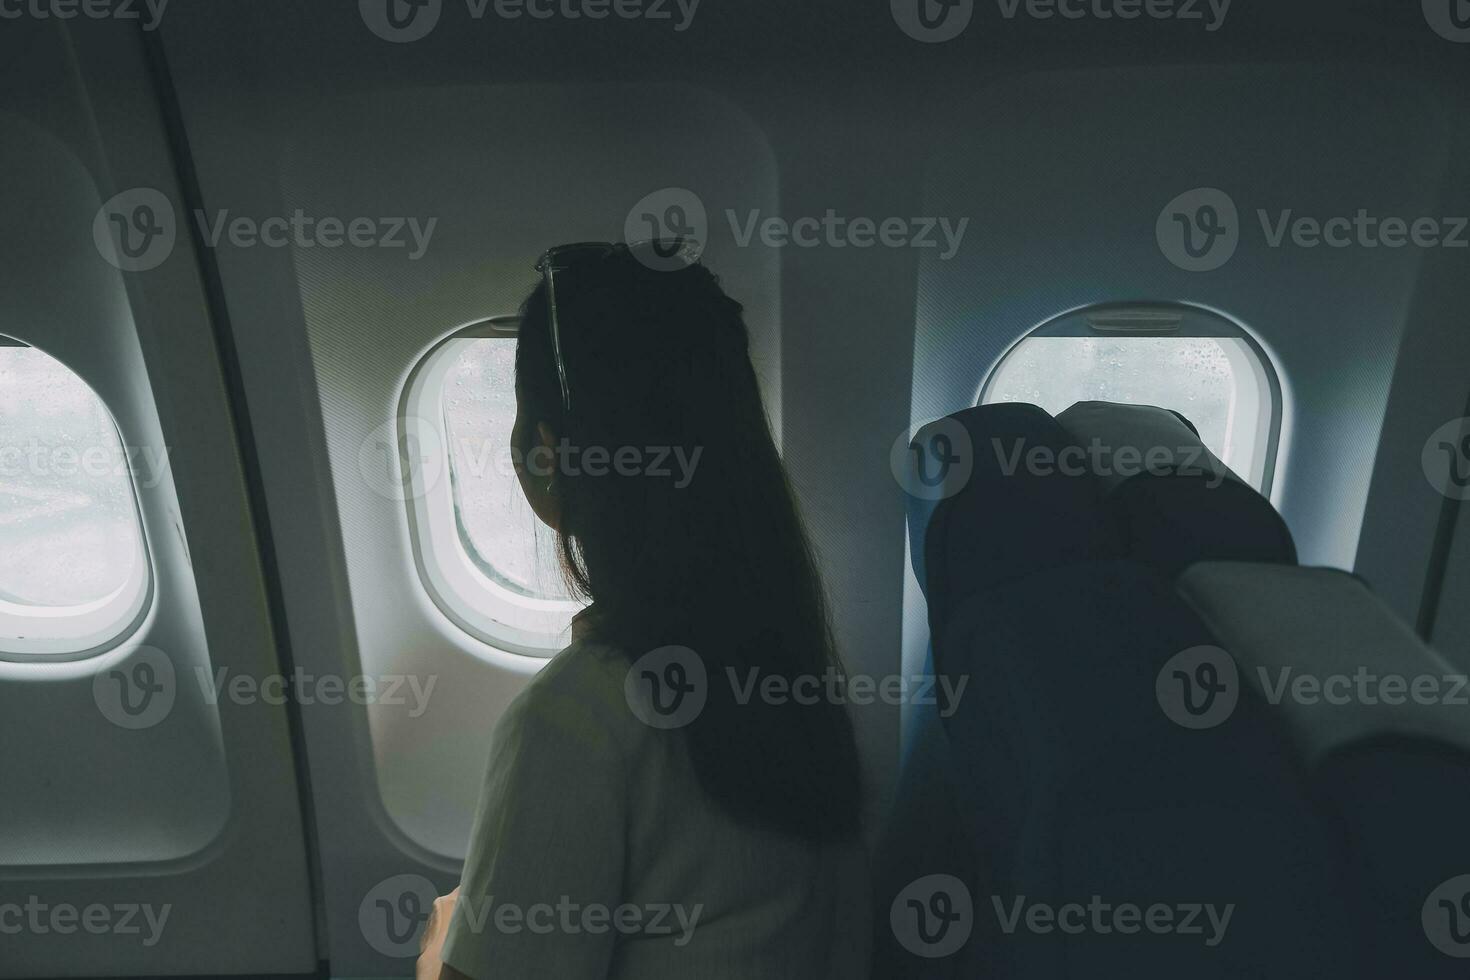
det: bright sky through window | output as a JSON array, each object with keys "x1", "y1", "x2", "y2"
[{"x1": 983, "y1": 335, "x2": 1272, "y2": 489}]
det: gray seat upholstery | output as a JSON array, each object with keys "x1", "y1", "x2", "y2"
[
  {"x1": 1055, "y1": 401, "x2": 1296, "y2": 576},
  {"x1": 1180, "y1": 561, "x2": 1470, "y2": 975},
  {"x1": 877, "y1": 402, "x2": 1358, "y2": 978}
]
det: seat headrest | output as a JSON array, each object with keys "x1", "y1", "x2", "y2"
[
  {"x1": 1055, "y1": 401, "x2": 1296, "y2": 575},
  {"x1": 904, "y1": 403, "x2": 1118, "y2": 630},
  {"x1": 1178, "y1": 562, "x2": 1470, "y2": 764},
  {"x1": 903, "y1": 400, "x2": 1296, "y2": 635}
]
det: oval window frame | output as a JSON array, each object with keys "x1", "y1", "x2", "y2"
[
  {"x1": 0, "y1": 336, "x2": 154, "y2": 662},
  {"x1": 399, "y1": 317, "x2": 583, "y2": 658},
  {"x1": 977, "y1": 301, "x2": 1284, "y2": 495}
]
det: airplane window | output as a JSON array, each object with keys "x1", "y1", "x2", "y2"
[
  {"x1": 0, "y1": 343, "x2": 151, "y2": 659},
  {"x1": 442, "y1": 338, "x2": 574, "y2": 602},
  {"x1": 401, "y1": 321, "x2": 585, "y2": 657},
  {"x1": 980, "y1": 305, "x2": 1281, "y2": 492}
]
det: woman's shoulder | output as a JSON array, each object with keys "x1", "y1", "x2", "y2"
[
  {"x1": 525, "y1": 635, "x2": 632, "y2": 702},
  {"x1": 497, "y1": 637, "x2": 645, "y2": 759}
]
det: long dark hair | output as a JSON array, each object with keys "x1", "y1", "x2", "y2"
[{"x1": 513, "y1": 248, "x2": 863, "y2": 842}]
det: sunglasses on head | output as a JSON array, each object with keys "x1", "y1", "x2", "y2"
[{"x1": 532, "y1": 239, "x2": 701, "y2": 414}]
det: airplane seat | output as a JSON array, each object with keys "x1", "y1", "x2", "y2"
[
  {"x1": 1054, "y1": 401, "x2": 1297, "y2": 577},
  {"x1": 880, "y1": 402, "x2": 1359, "y2": 978},
  {"x1": 1180, "y1": 562, "x2": 1470, "y2": 977},
  {"x1": 875, "y1": 402, "x2": 1118, "y2": 979},
  {"x1": 910, "y1": 402, "x2": 1120, "y2": 631},
  {"x1": 870, "y1": 644, "x2": 998, "y2": 980}
]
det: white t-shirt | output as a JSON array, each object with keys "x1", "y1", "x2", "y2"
[{"x1": 442, "y1": 624, "x2": 872, "y2": 979}]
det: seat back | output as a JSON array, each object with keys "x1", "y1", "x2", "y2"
[
  {"x1": 1055, "y1": 401, "x2": 1296, "y2": 576},
  {"x1": 1180, "y1": 561, "x2": 1470, "y2": 975},
  {"x1": 881, "y1": 402, "x2": 1357, "y2": 978},
  {"x1": 879, "y1": 403, "x2": 1112, "y2": 978}
]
